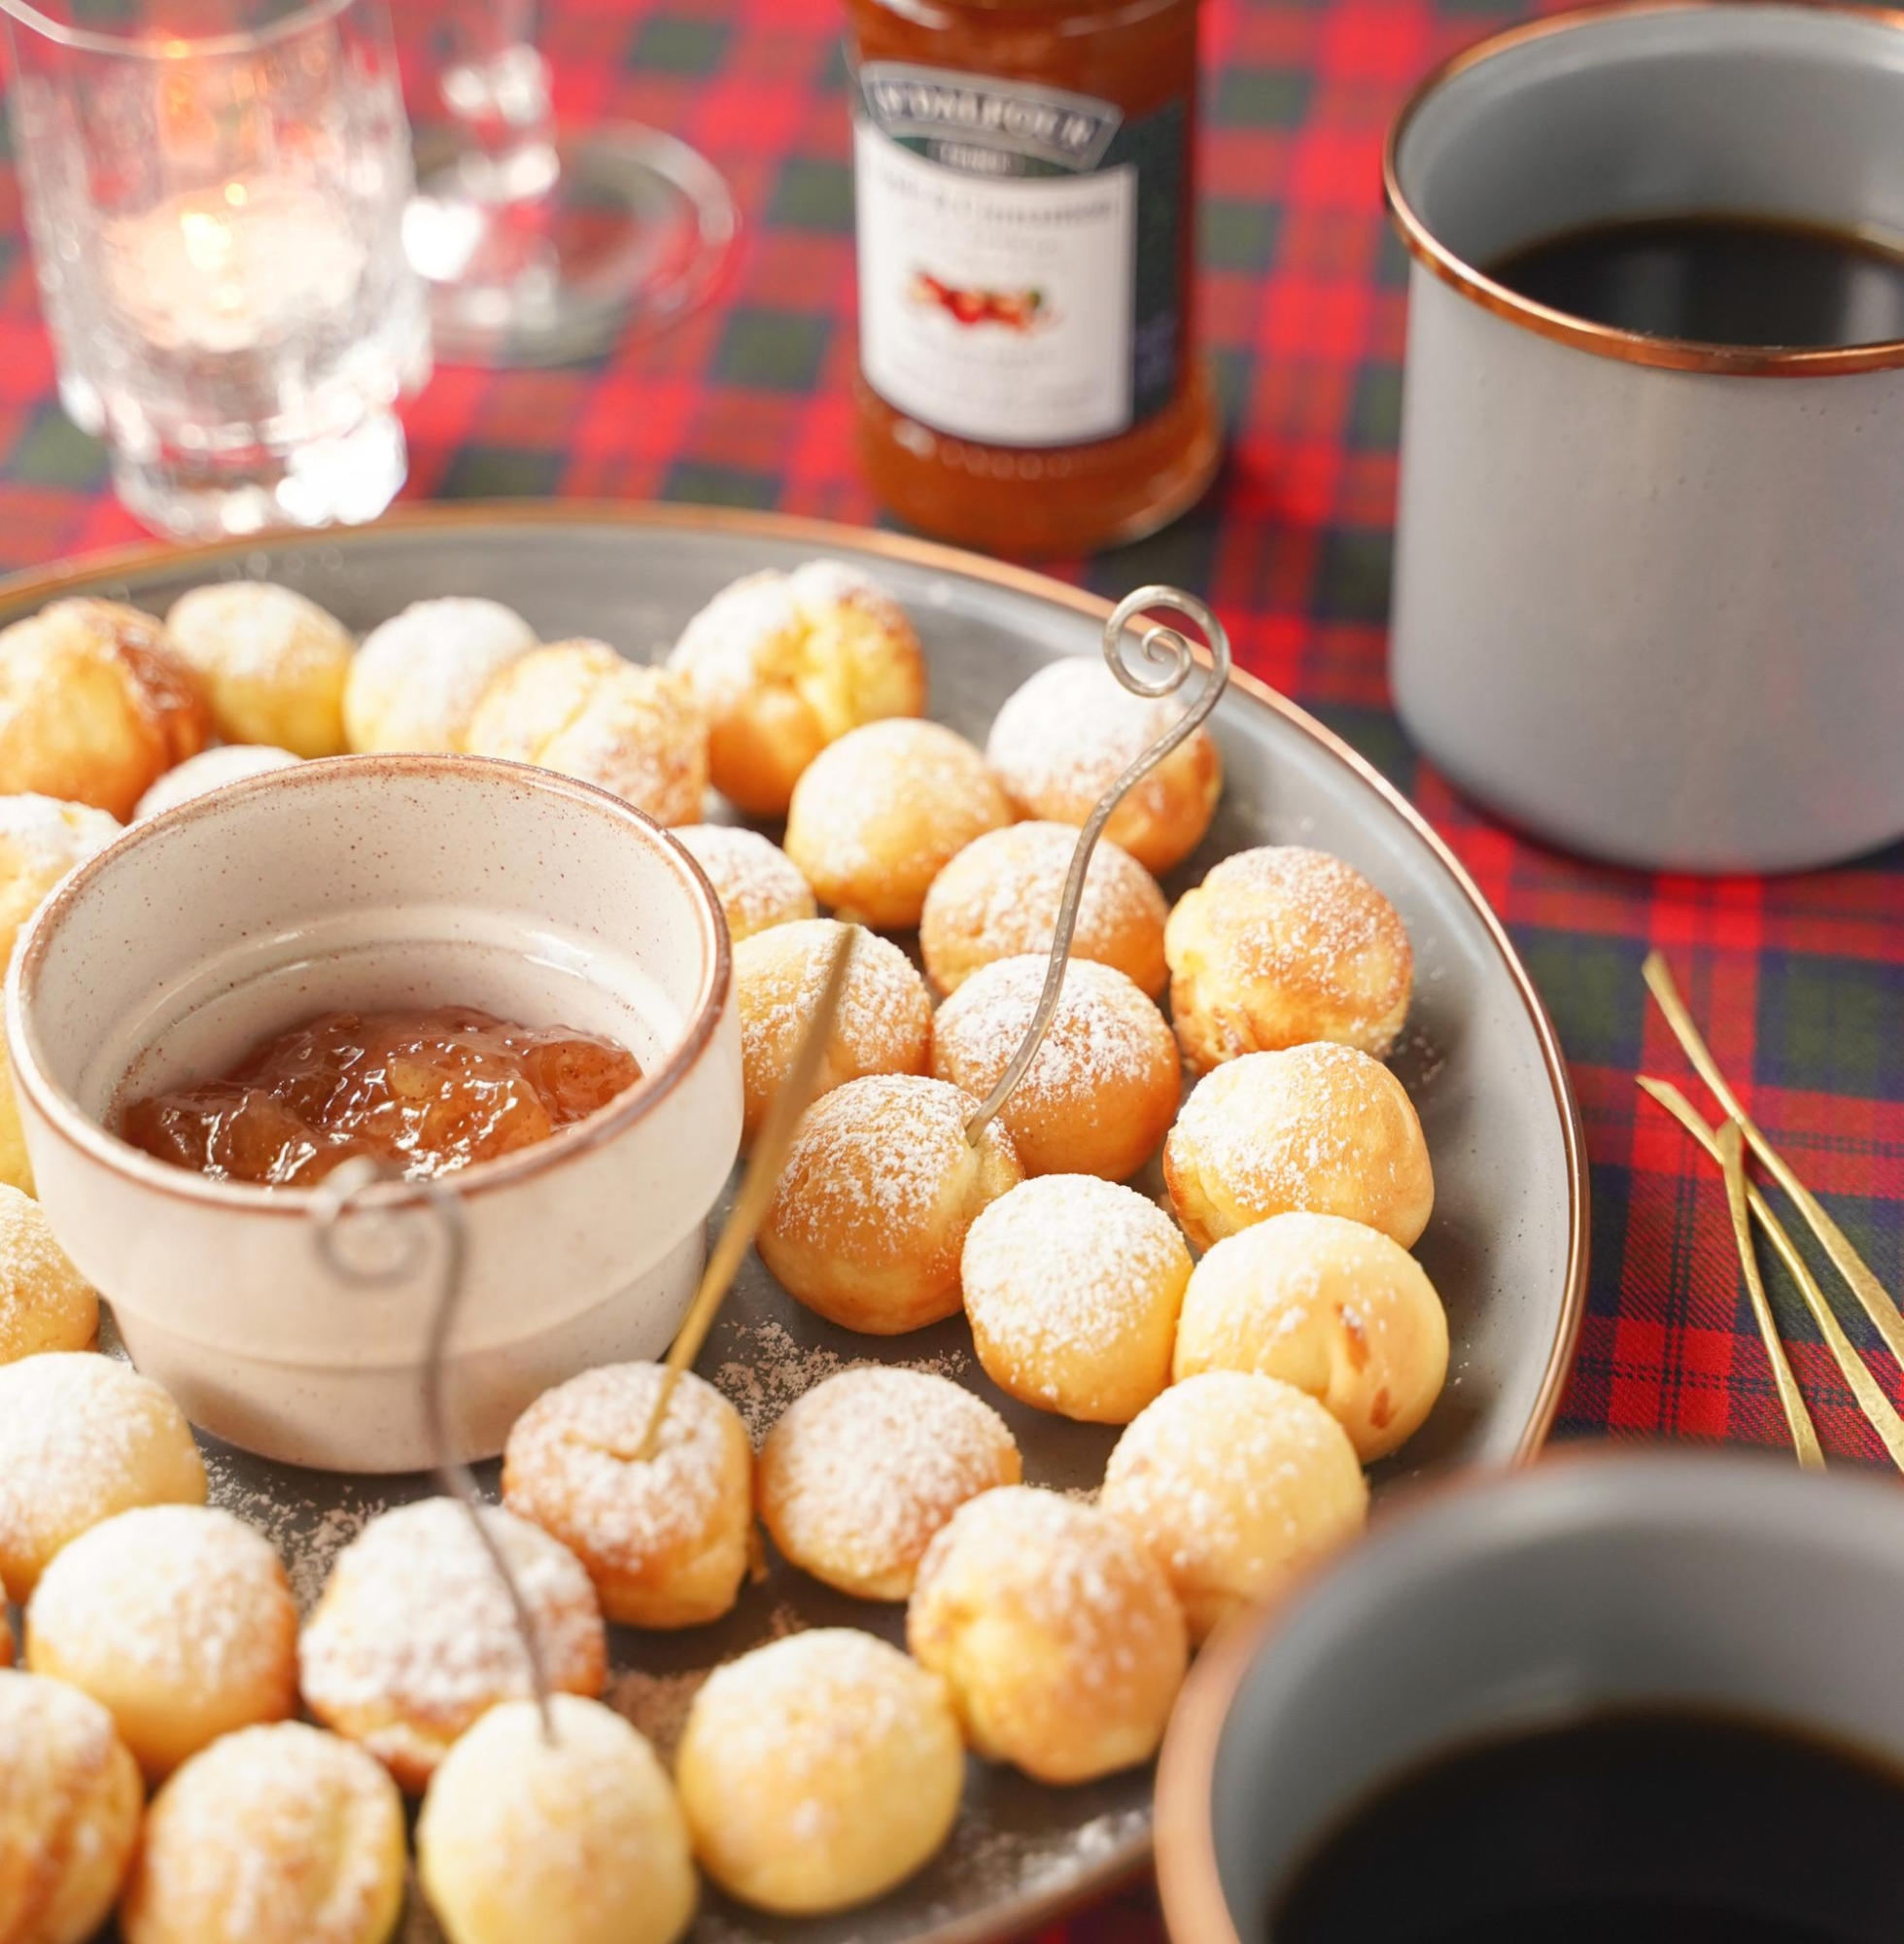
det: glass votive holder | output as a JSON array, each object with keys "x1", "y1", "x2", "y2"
[{"x1": 4, "y1": 0, "x2": 431, "y2": 538}]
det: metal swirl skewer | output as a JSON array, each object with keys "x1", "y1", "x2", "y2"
[
  {"x1": 965, "y1": 584, "x2": 1231, "y2": 1146},
  {"x1": 309, "y1": 1159, "x2": 556, "y2": 1740}
]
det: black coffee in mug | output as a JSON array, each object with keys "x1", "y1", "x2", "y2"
[
  {"x1": 1269, "y1": 1708, "x2": 1904, "y2": 1943},
  {"x1": 1487, "y1": 214, "x2": 1904, "y2": 349}
]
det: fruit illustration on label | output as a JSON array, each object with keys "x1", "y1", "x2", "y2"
[{"x1": 910, "y1": 272, "x2": 1049, "y2": 331}]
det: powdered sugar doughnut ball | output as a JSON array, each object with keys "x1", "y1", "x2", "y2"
[
  {"x1": 676, "y1": 1628, "x2": 962, "y2": 1914},
  {"x1": 986, "y1": 658, "x2": 1222, "y2": 874},
  {"x1": 758, "y1": 1074, "x2": 1023, "y2": 1334},
  {"x1": 420, "y1": 1694, "x2": 696, "y2": 1944},
  {"x1": 0, "y1": 1353, "x2": 205, "y2": 1599},
  {"x1": 908, "y1": 1485, "x2": 1187, "y2": 1784},
  {"x1": 931, "y1": 955, "x2": 1180, "y2": 1180},
  {"x1": 299, "y1": 1498, "x2": 605, "y2": 1792},
  {"x1": 134, "y1": 744, "x2": 300, "y2": 819},
  {"x1": 1100, "y1": 1371, "x2": 1367, "y2": 1641},
  {"x1": 785, "y1": 718, "x2": 1012, "y2": 929},
  {"x1": 670, "y1": 561, "x2": 928, "y2": 817},
  {"x1": 0, "y1": 1668, "x2": 143, "y2": 1944},
  {"x1": 1165, "y1": 1043, "x2": 1433, "y2": 1252},
  {"x1": 0, "y1": 1185, "x2": 97, "y2": 1362},
  {"x1": 920, "y1": 819, "x2": 1168, "y2": 999},
  {"x1": 1166, "y1": 846, "x2": 1413, "y2": 1071},
  {"x1": 1173, "y1": 1210, "x2": 1449, "y2": 1460},
  {"x1": 758, "y1": 1367, "x2": 1021, "y2": 1599},
  {"x1": 165, "y1": 582, "x2": 354, "y2": 756},
  {"x1": 26, "y1": 1504, "x2": 296, "y2": 1779},
  {"x1": 121, "y1": 1721, "x2": 405, "y2": 1944},
  {"x1": 960, "y1": 1176, "x2": 1191, "y2": 1423},
  {"x1": 0, "y1": 791, "x2": 121, "y2": 954},
  {"x1": 735, "y1": 919, "x2": 931, "y2": 1148},
  {"x1": 462, "y1": 640, "x2": 709, "y2": 826},
  {"x1": 502, "y1": 1362, "x2": 752, "y2": 1629},
  {"x1": 675, "y1": 823, "x2": 816, "y2": 942},
  {"x1": 343, "y1": 597, "x2": 537, "y2": 753}
]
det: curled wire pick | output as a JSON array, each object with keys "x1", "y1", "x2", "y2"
[
  {"x1": 310, "y1": 1158, "x2": 555, "y2": 1741},
  {"x1": 965, "y1": 585, "x2": 1231, "y2": 1146}
]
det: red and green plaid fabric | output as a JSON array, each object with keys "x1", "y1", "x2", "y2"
[{"x1": 5, "y1": 0, "x2": 1903, "y2": 1932}]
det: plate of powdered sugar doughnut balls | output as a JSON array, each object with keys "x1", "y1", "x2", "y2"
[{"x1": 0, "y1": 505, "x2": 1585, "y2": 1944}]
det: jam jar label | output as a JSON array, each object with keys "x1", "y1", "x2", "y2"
[{"x1": 853, "y1": 61, "x2": 1186, "y2": 449}]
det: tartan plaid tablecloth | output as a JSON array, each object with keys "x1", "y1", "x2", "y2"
[{"x1": 4, "y1": 0, "x2": 1903, "y2": 1933}]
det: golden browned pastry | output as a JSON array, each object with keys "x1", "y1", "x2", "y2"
[
  {"x1": 0, "y1": 793, "x2": 123, "y2": 1197},
  {"x1": 419, "y1": 1694, "x2": 696, "y2": 1944},
  {"x1": 908, "y1": 1485, "x2": 1187, "y2": 1785},
  {"x1": 1100, "y1": 1371, "x2": 1367, "y2": 1641},
  {"x1": 0, "y1": 792, "x2": 121, "y2": 956},
  {"x1": 959, "y1": 1175, "x2": 1192, "y2": 1423},
  {"x1": 1164, "y1": 1043, "x2": 1434, "y2": 1252},
  {"x1": 735, "y1": 919, "x2": 932, "y2": 1148},
  {"x1": 1165, "y1": 846, "x2": 1413, "y2": 1071},
  {"x1": 502, "y1": 1362, "x2": 753, "y2": 1630},
  {"x1": 0, "y1": 1578, "x2": 10, "y2": 1666},
  {"x1": 0, "y1": 1667, "x2": 143, "y2": 1944},
  {"x1": 1172, "y1": 1210, "x2": 1449, "y2": 1460},
  {"x1": 133, "y1": 744, "x2": 300, "y2": 819},
  {"x1": 920, "y1": 819, "x2": 1168, "y2": 998},
  {"x1": 930, "y1": 955, "x2": 1180, "y2": 1181},
  {"x1": 0, "y1": 600, "x2": 212, "y2": 822},
  {"x1": 0, "y1": 1353, "x2": 206, "y2": 1599},
  {"x1": 758, "y1": 1073, "x2": 1022, "y2": 1334},
  {"x1": 758, "y1": 1366, "x2": 1021, "y2": 1599},
  {"x1": 675, "y1": 823, "x2": 816, "y2": 942},
  {"x1": 986, "y1": 658, "x2": 1221, "y2": 874},
  {"x1": 784, "y1": 718, "x2": 1012, "y2": 929},
  {"x1": 462, "y1": 640, "x2": 709, "y2": 826},
  {"x1": 0, "y1": 1184, "x2": 97, "y2": 1361},
  {"x1": 669, "y1": 561, "x2": 928, "y2": 816},
  {"x1": 676, "y1": 1628, "x2": 962, "y2": 1914},
  {"x1": 343, "y1": 597, "x2": 537, "y2": 753},
  {"x1": 165, "y1": 582, "x2": 354, "y2": 756},
  {"x1": 120, "y1": 1721, "x2": 406, "y2": 1944},
  {"x1": 24, "y1": 1504, "x2": 296, "y2": 1780},
  {"x1": 298, "y1": 1497, "x2": 606, "y2": 1792}
]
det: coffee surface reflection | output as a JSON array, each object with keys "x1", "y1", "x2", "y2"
[
  {"x1": 1270, "y1": 1709, "x2": 1904, "y2": 1943},
  {"x1": 1489, "y1": 214, "x2": 1904, "y2": 349}
]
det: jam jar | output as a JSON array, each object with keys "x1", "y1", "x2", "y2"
[{"x1": 847, "y1": 0, "x2": 1219, "y2": 555}]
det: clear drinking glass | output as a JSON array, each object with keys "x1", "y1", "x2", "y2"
[
  {"x1": 4, "y1": 0, "x2": 431, "y2": 537},
  {"x1": 401, "y1": 0, "x2": 738, "y2": 365}
]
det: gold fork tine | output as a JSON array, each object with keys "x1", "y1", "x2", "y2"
[
  {"x1": 1642, "y1": 950, "x2": 1904, "y2": 1371},
  {"x1": 633, "y1": 925, "x2": 855, "y2": 1460},
  {"x1": 1639, "y1": 1076, "x2": 1904, "y2": 1474},
  {"x1": 1715, "y1": 1118, "x2": 1825, "y2": 1470}
]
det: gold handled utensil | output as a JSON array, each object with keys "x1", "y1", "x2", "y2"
[
  {"x1": 1714, "y1": 1117, "x2": 1825, "y2": 1470},
  {"x1": 1638, "y1": 1076, "x2": 1904, "y2": 1474},
  {"x1": 633, "y1": 923, "x2": 855, "y2": 1460},
  {"x1": 1643, "y1": 950, "x2": 1904, "y2": 1371}
]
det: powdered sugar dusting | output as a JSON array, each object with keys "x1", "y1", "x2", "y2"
[
  {"x1": 713, "y1": 1315, "x2": 973, "y2": 1445},
  {"x1": 30, "y1": 1503, "x2": 291, "y2": 1688},
  {"x1": 502, "y1": 1364, "x2": 741, "y2": 1569},
  {"x1": 298, "y1": 1498, "x2": 603, "y2": 1770},
  {"x1": 167, "y1": 580, "x2": 351, "y2": 688},
  {"x1": 961, "y1": 1177, "x2": 1190, "y2": 1404},
  {"x1": 987, "y1": 659, "x2": 1188, "y2": 810},
  {"x1": 933, "y1": 955, "x2": 1170, "y2": 1114},
  {"x1": 347, "y1": 597, "x2": 537, "y2": 750},
  {"x1": 669, "y1": 570, "x2": 804, "y2": 712},
  {"x1": 676, "y1": 824, "x2": 816, "y2": 941},
  {"x1": 760, "y1": 1368, "x2": 1019, "y2": 1594},
  {"x1": 0, "y1": 792, "x2": 120, "y2": 918}
]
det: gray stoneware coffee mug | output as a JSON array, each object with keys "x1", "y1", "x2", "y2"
[
  {"x1": 1154, "y1": 1451, "x2": 1904, "y2": 1944},
  {"x1": 1385, "y1": 2, "x2": 1904, "y2": 873}
]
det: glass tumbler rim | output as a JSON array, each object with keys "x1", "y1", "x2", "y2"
[{"x1": 0, "y1": 0, "x2": 360, "y2": 61}]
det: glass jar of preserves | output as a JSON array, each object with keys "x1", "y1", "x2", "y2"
[{"x1": 846, "y1": 0, "x2": 1219, "y2": 556}]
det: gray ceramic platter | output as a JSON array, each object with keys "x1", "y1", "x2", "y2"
[{"x1": 0, "y1": 504, "x2": 1587, "y2": 1944}]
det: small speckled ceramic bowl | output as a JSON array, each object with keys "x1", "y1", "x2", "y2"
[{"x1": 5, "y1": 754, "x2": 740, "y2": 1473}]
